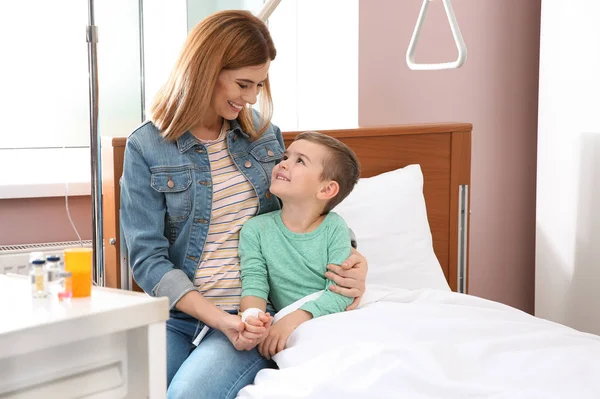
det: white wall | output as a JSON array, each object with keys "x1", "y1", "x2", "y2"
[
  {"x1": 267, "y1": 0, "x2": 358, "y2": 131},
  {"x1": 186, "y1": 0, "x2": 264, "y2": 32},
  {"x1": 535, "y1": 0, "x2": 600, "y2": 334},
  {"x1": 142, "y1": 0, "x2": 188, "y2": 115}
]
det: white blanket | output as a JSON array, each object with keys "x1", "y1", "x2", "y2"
[{"x1": 237, "y1": 285, "x2": 600, "y2": 398}]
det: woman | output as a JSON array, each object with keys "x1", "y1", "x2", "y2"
[{"x1": 120, "y1": 10, "x2": 368, "y2": 399}]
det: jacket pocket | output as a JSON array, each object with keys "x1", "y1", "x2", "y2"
[
  {"x1": 249, "y1": 139, "x2": 284, "y2": 179},
  {"x1": 151, "y1": 170, "x2": 193, "y2": 223}
]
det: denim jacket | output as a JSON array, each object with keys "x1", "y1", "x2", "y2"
[{"x1": 120, "y1": 111, "x2": 285, "y2": 313}]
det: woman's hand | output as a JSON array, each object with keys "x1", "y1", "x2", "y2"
[
  {"x1": 219, "y1": 313, "x2": 256, "y2": 351},
  {"x1": 325, "y1": 248, "x2": 368, "y2": 310}
]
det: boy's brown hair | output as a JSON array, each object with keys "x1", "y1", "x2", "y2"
[{"x1": 293, "y1": 132, "x2": 361, "y2": 213}]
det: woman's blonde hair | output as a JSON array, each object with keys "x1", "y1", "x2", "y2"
[{"x1": 150, "y1": 10, "x2": 276, "y2": 141}]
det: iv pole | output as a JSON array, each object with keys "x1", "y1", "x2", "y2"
[{"x1": 86, "y1": 0, "x2": 105, "y2": 287}]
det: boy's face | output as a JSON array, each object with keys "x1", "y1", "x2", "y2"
[{"x1": 270, "y1": 139, "x2": 332, "y2": 203}]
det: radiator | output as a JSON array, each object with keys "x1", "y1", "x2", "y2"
[{"x1": 0, "y1": 240, "x2": 93, "y2": 275}]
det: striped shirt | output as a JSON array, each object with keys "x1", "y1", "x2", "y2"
[{"x1": 194, "y1": 126, "x2": 258, "y2": 311}]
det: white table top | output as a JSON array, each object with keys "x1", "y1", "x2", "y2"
[{"x1": 0, "y1": 274, "x2": 169, "y2": 358}]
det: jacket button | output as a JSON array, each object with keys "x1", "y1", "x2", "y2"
[
  {"x1": 267, "y1": 150, "x2": 274, "y2": 157},
  {"x1": 195, "y1": 148, "x2": 206, "y2": 154},
  {"x1": 195, "y1": 218, "x2": 208, "y2": 224},
  {"x1": 198, "y1": 181, "x2": 211, "y2": 186},
  {"x1": 167, "y1": 178, "x2": 175, "y2": 188},
  {"x1": 266, "y1": 191, "x2": 272, "y2": 199},
  {"x1": 244, "y1": 160, "x2": 252, "y2": 168}
]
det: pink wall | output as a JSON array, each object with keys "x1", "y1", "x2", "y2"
[
  {"x1": 0, "y1": 197, "x2": 92, "y2": 245},
  {"x1": 359, "y1": 0, "x2": 541, "y2": 313}
]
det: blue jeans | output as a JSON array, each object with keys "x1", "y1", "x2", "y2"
[{"x1": 166, "y1": 312, "x2": 276, "y2": 399}]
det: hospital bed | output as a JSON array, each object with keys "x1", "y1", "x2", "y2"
[{"x1": 101, "y1": 122, "x2": 600, "y2": 398}]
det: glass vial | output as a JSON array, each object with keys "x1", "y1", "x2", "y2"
[
  {"x1": 58, "y1": 271, "x2": 73, "y2": 302},
  {"x1": 30, "y1": 259, "x2": 48, "y2": 298},
  {"x1": 29, "y1": 251, "x2": 44, "y2": 262},
  {"x1": 46, "y1": 255, "x2": 63, "y2": 297}
]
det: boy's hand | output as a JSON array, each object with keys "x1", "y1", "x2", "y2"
[
  {"x1": 259, "y1": 310, "x2": 312, "y2": 360},
  {"x1": 241, "y1": 312, "x2": 273, "y2": 347}
]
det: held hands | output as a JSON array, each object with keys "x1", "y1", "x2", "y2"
[
  {"x1": 241, "y1": 312, "x2": 273, "y2": 349},
  {"x1": 220, "y1": 313, "x2": 254, "y2": 351},
  {"x1": 259, "y1": 310, "x2": 312, "y2": 360},
  {"x1": 219, "y1": 312, "x2": 271, "y2": 351}
]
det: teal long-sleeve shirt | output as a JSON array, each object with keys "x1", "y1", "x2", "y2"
[{"x1": 239, "y1": 210, "x2": 353, "y2": 318}]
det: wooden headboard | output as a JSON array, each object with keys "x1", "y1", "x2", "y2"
[{"x1": 101, "y1": 122, "x2": 472, "y2": 292}]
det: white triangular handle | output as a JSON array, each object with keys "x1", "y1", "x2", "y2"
[{"x1": 406, "y1": 0, "x2": 467, "y2": 70}]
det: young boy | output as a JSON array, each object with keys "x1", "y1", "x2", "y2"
[{"x1": 238, "y1": 131, "x2": 360, "y2": 360}]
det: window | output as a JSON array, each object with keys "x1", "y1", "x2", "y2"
[
  {"x1": 0, "y1": 1, "x2": 89, "y2": 149},
  {"x1": 0, "y1": 0, "x2": 143, "y2": 198},
  {"x1": 0, "y1": 0, "x2": 357, "y2": 198},
  {"x1": 0, "y1": 0, "x2": 142, "y2": 149}
]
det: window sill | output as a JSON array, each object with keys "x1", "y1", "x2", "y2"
[{"x1": 0, "y1": 148, "x2": 92, "y2": 199}]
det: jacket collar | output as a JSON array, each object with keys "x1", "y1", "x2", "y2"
[{"x1": 175, "y1": 119, "x2": 249, "y2": 153}]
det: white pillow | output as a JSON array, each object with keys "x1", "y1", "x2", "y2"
[{"x1": 333, "y1": 164, "x2": 450, "y2": 291}]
